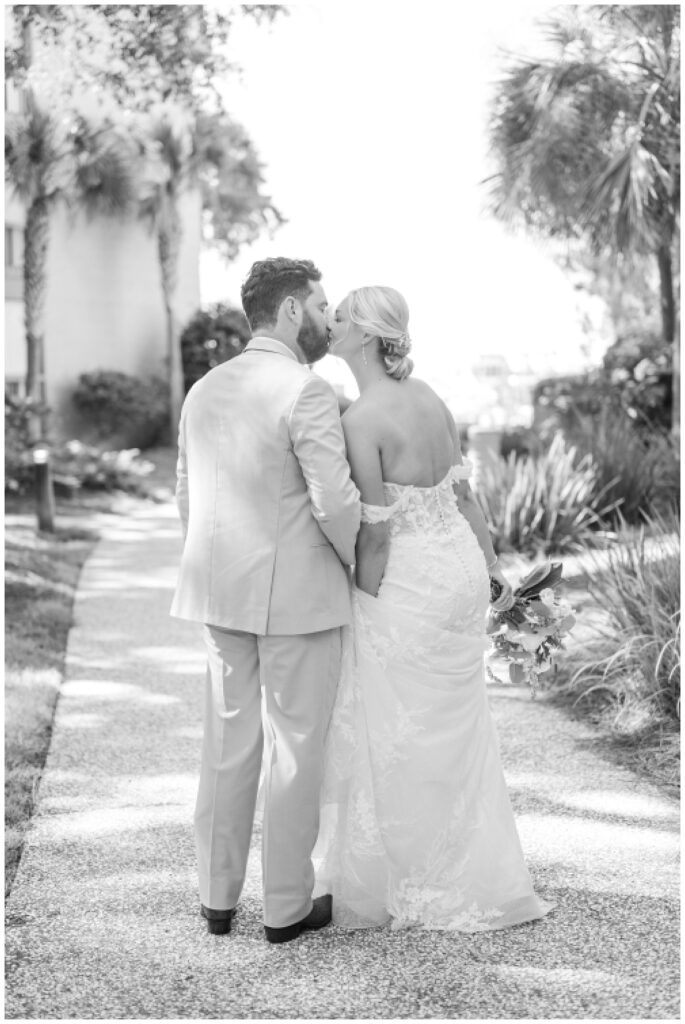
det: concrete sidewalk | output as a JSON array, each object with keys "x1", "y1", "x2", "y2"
[{"x1": 5, "y1": 503, "x2": 680, "y2": 1020}]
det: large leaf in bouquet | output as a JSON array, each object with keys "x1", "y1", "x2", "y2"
[
  {"x1": 515, "y1": 562, "x2": 563, "y2": 600},
  {"x1": 509, "y1": 662, "x2": 528, "y2": 684},
  {"x1": 526, "y1": 599, "x2": 556, "y2": 617},
  {"x1": 492, "y1": 602, "x2": 529, "y2": 629}
]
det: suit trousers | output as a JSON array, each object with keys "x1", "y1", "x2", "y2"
[{"x1": 195, "y1": 624, "x2": 342, "y2": 928}]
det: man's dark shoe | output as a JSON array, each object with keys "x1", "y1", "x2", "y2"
[
  {"x1": 264, "y1": 894, "x2": 333, "y2": 944},
  {"x1": 201, "y1": 904, "x2": 236, "y2": 935}
]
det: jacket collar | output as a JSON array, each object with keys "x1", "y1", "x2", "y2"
[{"x1": 244, "y1": 336, "x2": 299, "y2": 362}]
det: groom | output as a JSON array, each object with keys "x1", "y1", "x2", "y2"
[{"x1": 171, "y1": 257, "x2": 360, "y2": 943}]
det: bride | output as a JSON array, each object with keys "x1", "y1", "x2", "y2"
[{"x1": 314, "y1": 285, "x2": 554, "y2": 931}]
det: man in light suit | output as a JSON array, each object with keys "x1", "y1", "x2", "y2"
[{"x1": 171, "y1": 258, "x2": 360, "y2": 944}]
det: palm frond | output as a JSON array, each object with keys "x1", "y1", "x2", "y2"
[
  {"x1": 74, "y1": 131, "x2": 139, "y2": 219},
  {"x1": 582, "y1": 140, "x2": 673, "y2": 250},
  {"x1": 5, "y1": 104, "x2": 65, "y2": 204}
]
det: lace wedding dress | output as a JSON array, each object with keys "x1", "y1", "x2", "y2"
[{"x1": 313, "y1": 460, "x2": 554, "y2": 931}]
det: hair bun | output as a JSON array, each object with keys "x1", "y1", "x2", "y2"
[
  {"x1": 382, "y1": 351, "x2": 414, "y2": 381},
  {"x1": 379, "y1": 331, "x2": 413, "y2": 379}
]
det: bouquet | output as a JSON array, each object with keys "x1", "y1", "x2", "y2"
[{"x1": 487, "y1": 562, "x2": 576, "y2": 695}]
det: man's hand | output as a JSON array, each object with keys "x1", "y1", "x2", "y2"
[{"x1": 489, "y1": 563, "x2": 515, "y2": 612}]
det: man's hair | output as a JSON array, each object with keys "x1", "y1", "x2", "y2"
[{"x1": 240, "y1": 258, "x2": 322, "y2": 331}]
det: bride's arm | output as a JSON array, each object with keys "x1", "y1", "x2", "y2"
[{"x1": 342, "y1": 409, "x2": 390, "y2": 597}]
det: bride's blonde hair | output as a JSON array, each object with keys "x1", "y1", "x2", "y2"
[{"x1": 348, "y1": 286, "x2": 414, "y2": 381}]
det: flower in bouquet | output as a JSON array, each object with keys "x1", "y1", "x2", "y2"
[{"x1": 487, "y1": 561, "x2": 576, "y2": 695}]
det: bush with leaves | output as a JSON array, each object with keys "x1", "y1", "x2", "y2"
[
  {"x1": 534, "y1": 332, "x2": 673, "y2": 441},
  {"x1": 71, "y1": 371, "x2": 168, "y2": 449},
  {"x1": 475, "y1": 432, "x2": 618, "y2": 556},
  {"x1": 5, "y1": 391, "x2": 36, "y2": 494},
  {"x1": 180, "y1": 303, "x2": 250, "y2": 393},
  {"x1": 549, "y1": 510, "x2": 680, "y2": 792},
  {"x1": 563, "y1": 408, "x2": 679, "y2": 524},
  {"x1": 571, "y1": 510, "x2": 680, "y2": 724},
  {"x1": 51, "y1": 441, "x2": 155, "y2": 494},
  {"x1": 499, "y1": 425, "x2": 540, "y2": 461}
]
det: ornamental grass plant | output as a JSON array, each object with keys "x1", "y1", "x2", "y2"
[
  {"x1": 475, "y1": 431, "x2": 618, "y2": 556},
  {"x1": 553, "y1": 509, "x2": 680, "y2": 790},
  {"x1": 563, "y1": 407, "x2": 679, "y2": 524}
]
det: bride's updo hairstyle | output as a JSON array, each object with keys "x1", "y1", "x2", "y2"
[{"x1": 348, "y1": 286, "x2": 414, "y2": 381}]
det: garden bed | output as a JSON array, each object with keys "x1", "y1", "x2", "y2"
[{"x1": 501, "y1": 527, "x2": 680, "y2": 798}]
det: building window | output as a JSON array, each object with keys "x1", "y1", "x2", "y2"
[{"x1": 5, "y1": 226, "x2": 23, "y2": 269}]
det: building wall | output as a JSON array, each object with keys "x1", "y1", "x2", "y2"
[
  {"x1": 5, "y1": 187, "x2": 202, "y2": 437},
  {"x1": 5, "y1": 191, "x2": 26, "y2": 388}
]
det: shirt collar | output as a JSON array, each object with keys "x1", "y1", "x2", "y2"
[{"x1": 244, "y1": 336, "x2": 299, "y2": 362}]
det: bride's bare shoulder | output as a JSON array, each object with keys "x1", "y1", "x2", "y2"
[
  {"x1": 341, "y1": 394, "x2": 379, "y2": 434},
  {"x1": 342, "y1": 377, "x2": 442, "y2": 430}
]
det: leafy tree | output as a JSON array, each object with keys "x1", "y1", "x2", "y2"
[
  {"x1": 196, "y1": 111, "x2": 283, "y2": 262},
  {"x1": 6, "y1": 5, "x2": 284, "y2": 113},
  {"x1": 486, "y1": 5, "x2": 680, "y2": 432}
]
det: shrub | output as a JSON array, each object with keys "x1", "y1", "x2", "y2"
[
  {"x1": 499, "y1": 424, "x2": 540, "y2": 461},
  {"x1": 180, "y1": 303, "x2": 250, "y2": 393},
  {"x1": 475, "y1": 432, "x2": 618, "y2": 556},
  {"x1": 559, "y1": 509, "x2": 680, "y2": 737},
  {"x1": 5, "y1": 391, "x2": 35, "y2": 494},
  {"x1": 563, "y1": 407, "x2": 679, "y2": 524},
  {"x1": 602, "y1": 330, "x2": 673, "y2": 433},
  {"x1": 72, "y1": 371, "x2": 168, "y2": 449},
  {"x1": 51, "y1": 441, "x2": 155, "y2": 494},
  {"x1": 533, "y1": 331, "x2": 673, "y2": 438}
]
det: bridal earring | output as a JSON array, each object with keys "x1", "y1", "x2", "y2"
[{"x1": 362, "y1": 342, "x2": 368, "y2": 366}]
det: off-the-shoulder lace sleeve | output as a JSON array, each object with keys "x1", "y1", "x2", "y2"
[
  {"x1": 448, "y1": 458, "x2": 473, "y2": 482},
  {"x1": 361, "y1": 501, "x2": 399, "y2": 524}
]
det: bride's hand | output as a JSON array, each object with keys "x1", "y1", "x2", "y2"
[{"x1": 488, "y1": 563, "x2": 515, "y2": 612}]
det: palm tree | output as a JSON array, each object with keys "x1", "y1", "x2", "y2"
[
  {"x1": 5, "y1": 101, "x2": 138, "y2": 535},
  {"x1": 138, "y1": 104, "x2": 197, "y2": 442},
  {"x1": 5, "y1": 100, "x2": 139, "y2": 444},
  {"x1": 139, "y1": 104, "x2": 283, "y2": 442},
  {"x1": 487, "y1": 6, "x2": 680, "y2": 432}
]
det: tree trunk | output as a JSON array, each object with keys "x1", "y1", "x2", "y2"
[
  {"x1": 24, "y1": 198, "x2": 50, "y2": 444},
  {"x1": 657, "y1": 241, "x2": 679, "y2": 436},
  {"x1": 158, "y1": 202, "x2": 184, "y2": 444}
]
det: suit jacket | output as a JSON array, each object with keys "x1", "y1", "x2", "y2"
[{"x1": 170, "y1": 336, "x2": 361, "y2": 635}]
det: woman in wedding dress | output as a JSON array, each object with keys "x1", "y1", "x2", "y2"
[{"x1": 313, "y1": 285, "x2": 554, "y2": 931}]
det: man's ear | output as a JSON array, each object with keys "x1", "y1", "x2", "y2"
[{"x1": 281, "y1": 295, "x2": 301, "y2": 325}]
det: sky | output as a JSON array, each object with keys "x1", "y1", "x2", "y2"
[{"x1": 201, "y1": 3, "x2": 609, "y2": 419}]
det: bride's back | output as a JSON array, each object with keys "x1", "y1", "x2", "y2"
[{"x1": 347, "y1": 377, "x2": 457, "y2": 488}]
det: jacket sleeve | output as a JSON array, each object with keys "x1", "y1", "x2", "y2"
[
  {"x1": 175, "y1": 404, "x2": 189, "y2": 541},
  {"x1": 289, "y1": 374, "x2": 361, "y2": 566}
]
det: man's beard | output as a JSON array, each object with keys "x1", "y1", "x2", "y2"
[{"x1": 297, "y1": 311, "x2": 329, "y2": 364}]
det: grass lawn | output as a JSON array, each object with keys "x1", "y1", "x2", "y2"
[
  {"x1": 4, "y1": 445, "x2": 177, "y2": 898},
  {"x1": 5, "y1": 515, "x2": 97, "y2": 896}
]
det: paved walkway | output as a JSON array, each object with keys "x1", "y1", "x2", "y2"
[{"x1": 5, "y1": 503, "x2": 680, "y2": 1020}]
